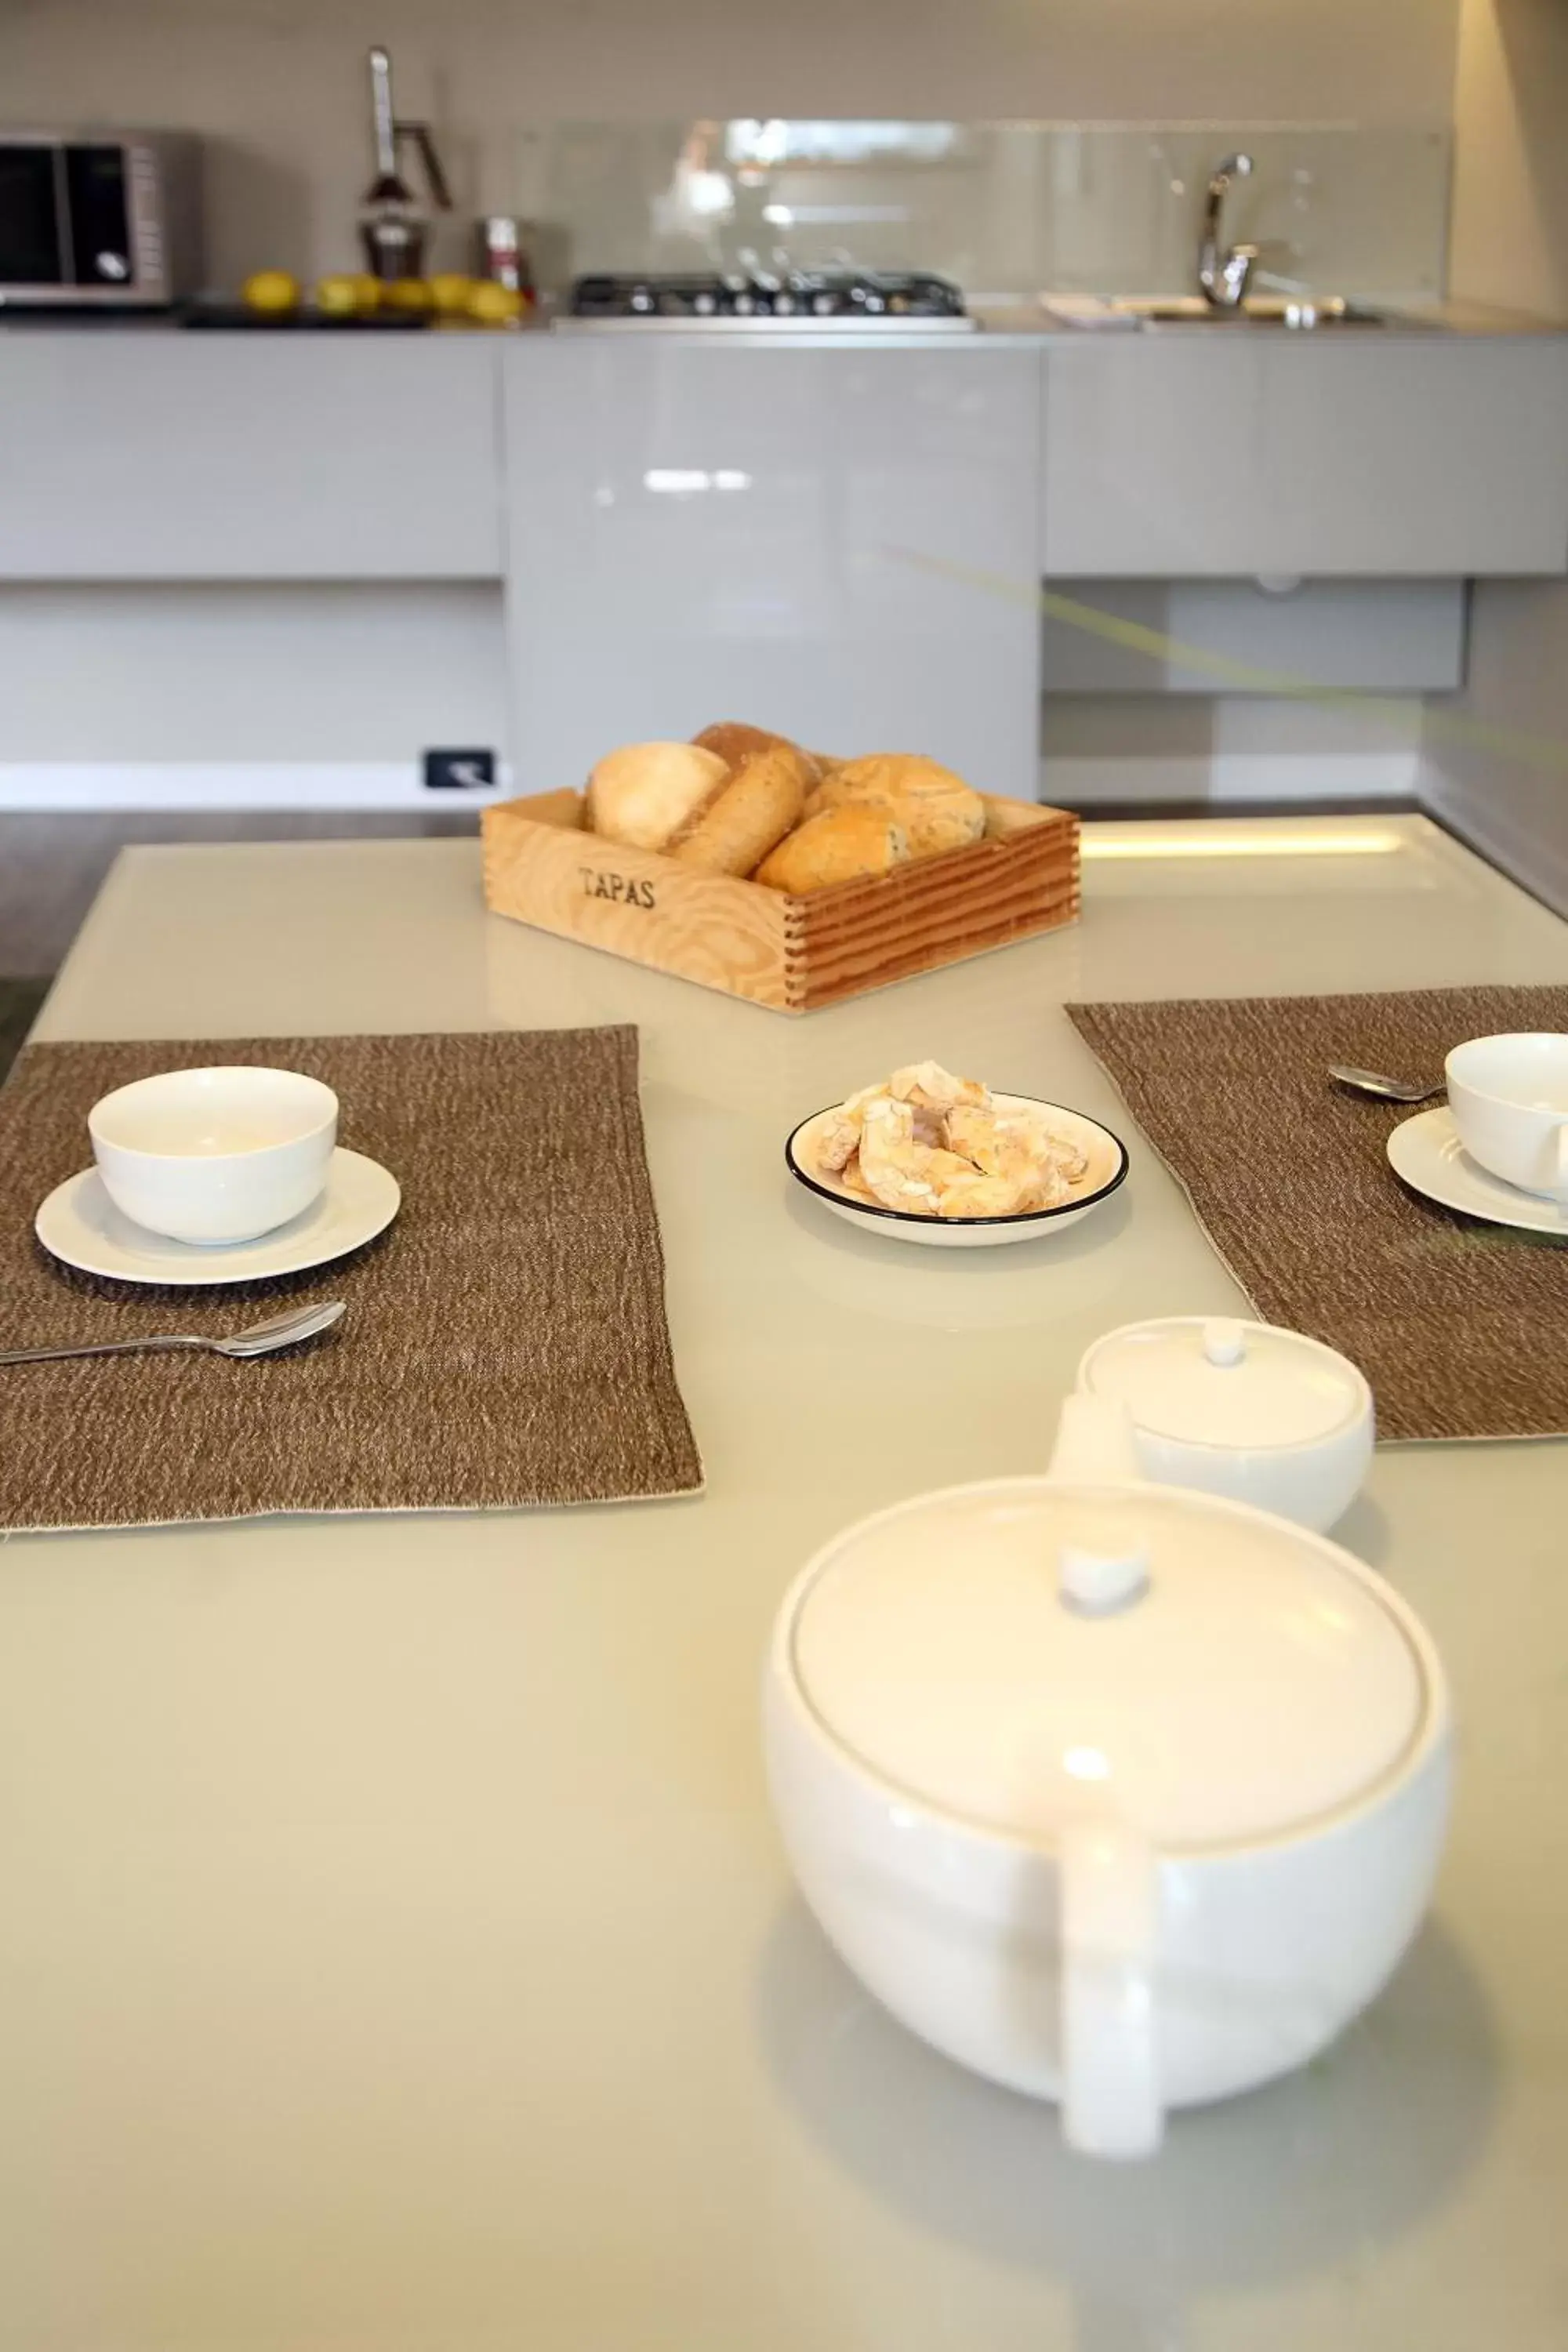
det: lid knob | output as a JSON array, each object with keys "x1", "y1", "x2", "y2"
[
  {"x1": 1058, "y1": 1543, "x2": 1149, "y2": 1617},
  {"x1": 1202, "y1": 1317, "x2": 1247, "y2": 1368}
]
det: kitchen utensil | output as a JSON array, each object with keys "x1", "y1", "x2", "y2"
[
  {"x1": 1387, "y1": 1104, "x2": 1568, "y2": 1233},
  {"x1": 0, "y1": 1299, "x2": 345, "y2": 1367},
  {"x1": 1445, "y1": 1032, "x2": 1568, "y2": 1197},
  {"x1": 35, "y1": 1148, "x2": 400, "y2": 1284},
  {"x1": 1075, "y1": 1314, "x2": 1373, "y2": 1530},
  {"x1": 1329, "y1": 1064, "x2": 1444, "y2": 1104},
  {"x1": 785, "y1": 1094, "x2": 1127, "y2": 1249},
  {"x1": 89, "y1": 1065, "x2": 338, "y2": 1243},
  {"x1": 358, "y1": 45, "x2": 452, "y2": 282},
  {"x1": 764, "y1": 1392, "x2": 1452, "y2": 2159}
]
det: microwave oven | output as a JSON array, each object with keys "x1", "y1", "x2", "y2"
[{"x1": 0, "y1": 131, "x2": 202, "y2": 307}]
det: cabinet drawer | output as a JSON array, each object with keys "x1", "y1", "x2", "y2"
[
  {"x1": 1042, "y1": 337, "x2": 1568, "y2": 578},
  {"x1": 0, "y1": 336, "x2": 504, "y2": 580}
]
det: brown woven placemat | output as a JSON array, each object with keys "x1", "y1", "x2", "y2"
[
  {"x1": 0, "y1": 1028, "x2": 702, "y2": 1530},
  {"x1": 1067, "y1": 985, "x2": 1568, "y2": 1443}
]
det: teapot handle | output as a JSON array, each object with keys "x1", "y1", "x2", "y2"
[
  {"x1": 1047, "y1": 1392, "x2": 1145, "y2": 1486},
  {"x1": 1059, "y1": 1819, "x2": 1162, "y2": 2158}
]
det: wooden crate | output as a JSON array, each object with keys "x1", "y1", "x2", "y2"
[{"x1": 481, "y1": 788, "x2": 1079, "y2": 1014}]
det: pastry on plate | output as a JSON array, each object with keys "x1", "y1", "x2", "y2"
[{"x1": 804, "y1": 1062, "x2": 1093, "y2": 1220}]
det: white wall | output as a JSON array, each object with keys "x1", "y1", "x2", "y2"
[
  {"x1": 1421, "y1": 0, "x2": 1568, "y2": 909},
  {"x1": 9, "y1": 0, "x2": 1460, "y2": 285},
  {"x1": 1447, "y1": 0, "x2": 1568, "y2": 318}
]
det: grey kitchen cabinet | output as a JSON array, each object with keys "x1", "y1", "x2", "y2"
[
  {"x1": 0, "y1": 336, "x2": 504, "y2": 580},
  {"x1": 1040, "y1": 336, "x2": 1568, "y2": 578},
  {"x1": 500, "y1": 338, "x2": 1044, "y2": 798}
]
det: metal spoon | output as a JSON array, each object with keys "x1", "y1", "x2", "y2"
[
  {"x1": 0, "y1": 1299, "x2": 346, "y2": 1367},
  {"x1": 1328, "y1": 1064, "x2": 1445, "y2": 1105}
]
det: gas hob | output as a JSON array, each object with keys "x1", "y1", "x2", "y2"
[{"x1": 555, "y1": 268, "x2": 975, "y2": 333}]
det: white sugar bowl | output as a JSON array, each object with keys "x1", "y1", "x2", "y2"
[
  {"x1": 1075, "y1": 1316, "x2": 1374, "y2": 1531},
  {"x1": 764, "y1": 1395, "x2": 1451, "y2": 2160}
]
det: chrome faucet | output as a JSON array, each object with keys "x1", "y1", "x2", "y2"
[{"x1": 1198, "y1": 153, "x2": 1258, "y2": 309}]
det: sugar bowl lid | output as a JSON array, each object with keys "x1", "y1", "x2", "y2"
[
  {"x1": 1077, "y1": 1316, "x2": 1370, "y2": 1452},
  {"x1": 788, "y1": 1465, "x2": 1428, "y2": 1849}
]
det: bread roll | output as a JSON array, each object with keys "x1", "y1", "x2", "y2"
[
  {"x1": 669, "y1": 744, "x2": 809, "y2": 877},
  {"x1": 586, "y1": 741, "x2": 728, "y2": 852},
  {"x1": 754, "y1": 804, "x2": 909, "y2": 893},
  {"x1": 692, "y1": 721, "x2": 819, "y2": 782},
  {"x1": 803, "y1": 753, "x2": 985, "y2": 859}
]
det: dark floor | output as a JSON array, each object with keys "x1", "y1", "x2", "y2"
[{"x1": 0, "y1": 808, "x2": 482, "y2": 980}]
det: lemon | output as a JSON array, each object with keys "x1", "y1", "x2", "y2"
[
  {"x1": 242, "y1": 268, "x2": 300, "y2": 314},
  {"x1": 315, "y1": 274, "x2": 361, "y2": 316},
  {"x1": 428, "y1": 272, "x2": 473, "y2": 315},
  {"x1": 382, "y1": 277, "x2": 434, "y2": 312},
  {"x1": 466, "y1": 280, "x2": 524, "y2": 325},
  {"x1": 348, "y1": 273, "x2": 383, "y2": 313}
]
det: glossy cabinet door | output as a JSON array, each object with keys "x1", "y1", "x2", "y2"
[
  {"x1": 502, "y1": 339, "x2": 1044, "y2": 799},
  {"x1": 1042, "y1": 336, "x2": 1568, "y2": 578},
  {"x1": 0, "y1": 336, "x2": 505, "y2": 580}
]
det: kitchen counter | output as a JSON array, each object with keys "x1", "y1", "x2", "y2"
[
  {"x1": 2, "y1": 294, "x2": 1562, "y2": 341},
  {"x1": 5, "y1": 813, "x2": 1568, "y2": 2350}
]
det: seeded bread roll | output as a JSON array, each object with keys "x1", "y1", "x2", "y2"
[
  {"x1": 670, "y1": 744, "x2": 809, "y2": 877},
  {"x1": 692, "y1": 721, "x2": 820, "y2": 782},
  {"x1": 587, "y1": 742, "x2": 729, "y2": 852},
  {"x1": 754, "y1": 804, "x2": 910, "y2": 893},
  {"x1": 803, "y1": 753, "x2": 985, "y2": 858}
]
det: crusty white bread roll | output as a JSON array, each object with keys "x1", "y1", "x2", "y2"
[
  {"x1": 754, "y1": 803, "x2": 910, "y2": 893},
  {"x1": 586, "y1": 742, "x2": 728, "y2": 852},
  {"x1": 669, "y1": 744, "x2": 809, "y2": 877},
  {"x1": 692, "y1": 721, "x2": 819, "y2": 781},
  {"x1": 802, "y1": 753, "x2": 985, "y2": 859}
]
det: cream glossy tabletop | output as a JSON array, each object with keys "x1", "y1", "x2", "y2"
[{"x1": 8, "y1": 814, "x2": 1568, "y2": 2351}]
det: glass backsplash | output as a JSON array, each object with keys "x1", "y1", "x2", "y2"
[{"x1": 498, "y1": 120, "x2": 1450, "y2": 304}]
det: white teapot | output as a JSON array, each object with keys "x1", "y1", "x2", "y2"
[{"x1": 763, "y1": 1395, "x2": 1452, "y2": 2159}]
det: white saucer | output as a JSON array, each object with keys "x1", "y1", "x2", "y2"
[
  {"x1": 35, "y1": 1148, "x2": 401, "y2": 1285},
  {"x1": 1386, "y1": 1107, "x2": 1568, "y2": 1236},
  {"x1": 786, "y1": 1094, "x2": 1129, "y2": 1250}
]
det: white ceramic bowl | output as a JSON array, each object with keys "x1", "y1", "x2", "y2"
[
  {"x1": 785, "y1": 1094, "x2": 1129, "y2": 1250},
  {"x1": 89, "y1": 1065, "x2": 339, "y2": 1244},
  {"x1": 1446, "y1": 1032, "x2": 1568, "y2": 1198}
]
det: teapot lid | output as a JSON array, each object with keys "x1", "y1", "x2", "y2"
[
  {"x1": 1079, "y1": 1317, "x2": 1369, "y2": 1452},
  {"x1": 789, "y1": 1477, "x2": 1425, "y2": 1848}
]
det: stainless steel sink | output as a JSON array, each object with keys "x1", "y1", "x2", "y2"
[{"x1": 1112, "y1": 295, "x2": 1421, "y2": 332}]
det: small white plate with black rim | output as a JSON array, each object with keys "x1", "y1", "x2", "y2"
[
  {"x1": 35, "y1": 1147, "x2": 401, "y2": 1285},
  {"x1": 785, "y1": 1093, "x2": 1130, "y2": 1250},
  {"x1": 1387, "y1": 1105, "x2": 1568, "y2": 1236}
]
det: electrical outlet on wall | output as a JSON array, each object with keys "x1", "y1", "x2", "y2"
[{"x1": 423, "y1": 748, "x2": 498, "y2": 791}]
